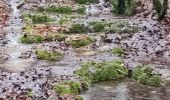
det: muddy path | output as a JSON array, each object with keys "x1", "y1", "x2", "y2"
[{"x1": 0, "y1": 0, "x2": 170, "y2": 100}]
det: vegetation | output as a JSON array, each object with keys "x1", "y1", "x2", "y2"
[
  {"x1": 46, "y1": 33, "x2": 67, "y2": 42},
  {"x1": 27, "y1": 90, "x2": 34, "y2": 97},
  {"x1": 133, "y1": 66, "x2": 162, "y2": 87},
  {"x1": 75, "y1": 60, "x2": 128, "y2": 83},
  {"x1": 21, "y1": 14, "x2": 52, "y2": 24},
  {"x1": 104, "y1": 21, "x2": 138, "y2": 33},
  {"x1": 112, "y1": 47, "x2": 125, "y2": 56},
  {"x1": 92, "y1": 22, "x2": 105, "y2": 32},
  {"x1": 77, "y1": 6, "x2": 86, "y2": 14},
  {"x1": 38, "y1": 6, "x2": 73, "y2": 14},
  {"x1": 112, "y1": 0, "x2": 136, "y2": 15},
  {"x1": 53, "y1": 81, "x2": 81, "y2": 95},
  {"x1": 66, "y1": 36, "x2": 95, "y2": 48},
  {"x1": 66, "y1": 24, "x2": 87, "y2": 34},
  {"x1": 75, "y1": 0, "x2": 98, "y2": 4},
  {"x1": 153, "y1": 0, "x2": 168, "y2": 20},
  {"x1": 35, "y1": 50, "x2": 63, "y2": 61},
  {"x1": 20, "y1": 34, "x2": 45, "y2": 44}
]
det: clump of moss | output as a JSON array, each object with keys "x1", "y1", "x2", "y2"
[
  {"x1": 38, "y1": 6, "x2": 73, "y2": 14},
  {"x1": 112, "y1": 47, "x2": 125, "y2": 56},
  {"x1": 20, "y1": 34, "x2": 45, "y2": 44},
  {"x1": 76, "y1": 6, "x2": 86, "y2": 15},
  {"x1": 66, "y1": 35, "x2": 95, "y2": 48},
  {"x1": 75, "y1": 60, "x2": 128, "y2": 83},
  {"x1": 75, "y1": 0, "x2": 98, "y2": 4},
  {"x1": 104, "y1": 21, "x2": 138, "y2": 33},
  {"x1": 133, "y1": 66, "x2": 162, "y2": 87},
  {"x1": 66, "y1": 24, "x2": 86, "y2": 34},
  {"x1": 35, "y1": 50, "x2": 63, "y2": 61},
  {"x1": 46, "y1": 33, "x2": 67, "y2": 42},
  {"x1": 21, "y1": 14, "x2": 52, "y2": 24},
  {"x1": 53, "y1": 81, "x2": 81, "y2": 95},
  {"x1": 92, "y1": 22, "x2": 105, "y2": 32}
]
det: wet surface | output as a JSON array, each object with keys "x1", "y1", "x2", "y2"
[{"x1": 0, "y1": 0, "x2": 170, "y2": 99}]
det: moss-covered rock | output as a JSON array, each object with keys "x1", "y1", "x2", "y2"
[
  {"x1": 35, "y1": 50, "x2": 63, "y2": 61},
  {"x1": 133, "y1": 66, "x2": 162, "y2": 87},
  {"x1": 65, "y1": 34, "x2": 95, "y2": 48},
  {"x1": 75, "y1": 60, "x2": 128, "y2": 83}
]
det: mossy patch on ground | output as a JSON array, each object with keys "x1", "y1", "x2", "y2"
[
  {"x1": 65, "y1": 24, "x2": 87, "y2": 34},
  {"x1": 38, "y1": 6, "x2": 73, "y2": 14},
  {"x1": 53, "y1": 81, "x2": 81, "y2": 95},
  {"x1": 35, "y1": 50, "x2": 63, "y2": 61},
  {"x1": 133, "y1": 66, "x2": 162, "y2": 87},
  {"x1": 112, "y1": 47, "x2": 125, "y2": 56},
  {"x1": 75, "y1": 60, "x2": 128, "y2": 83},
  {"x1": 65, "y1": 35, "x2": 95, "y2": 48},
  {"x1": 20, "y1": 34, "x2": 45, "y2": 44},
  {"x1": 21, "y1": 14, "x2": 52, "y2": 24}
]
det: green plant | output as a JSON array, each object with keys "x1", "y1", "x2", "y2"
[
  {"x1": 67, "y1": 24, "x2": 86, "y2": 34},
  {"x1": 112, "y1": 0, "x2": 135, "y2": 15},
  {"x1": 75, "y1": 60, "x2": 128, "y2": 83},
  {"x1": 75, "y1": 0, "x2": 97, "y2": 4},
  {"x1": 43, "y1": 6, "x2": 73, "y2": 14},
  {"x1": 92, "y1": 22, "x2": 105, "y2": 32},
  {"x1": 77, "y1": 6, "x2": 86, "y2": 14},
  {"x1": 21, "y1": 14, "x2": 52, "y2": 24},
  {"x1": 46, "y1": 33, "x2": 67, "y2": 42},
  {"x1": 27, "y1": 90, "x2": 34, "y2": 97},
  {"x1": 112, "y1": 47, "x2": 125, "y2": 56},
  {"x1": 54, "y1": 84, "x2": 70, "y2": 95},
  {"x1": 133, "y1": 66, "x2": 162, "y2": 87},
  {"x1": 67, "y1": 36, "x2": 95, "y2": 48},
  {"x1": 53, "y1": 81, "x2": 81, "y2": 95},
  {"x1": 35, "y1": 50, "x2": 63, "y2": 61},
  {"x1": 20, "y1": 34, "x2": 45, "y2": 44},
  {"x1": 153, "y1": 0, "x2": 168, "y2": 20}
]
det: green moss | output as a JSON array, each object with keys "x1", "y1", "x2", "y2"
[
  {"x1": 92, "y1": 23, "x2": 105, "y2": 32},
  {"x1": 39, "y1": 6, "x2": 73, "y2": 14},
  {"x1": 54, "y1": 81, "x2": 81, "y2": 95},
  {"x1": 112, "y1": 47, "x2": 125, "y2": 56},
  {"x1": 133, "y1": 66, "x2": 162, "y2": 87},
  {"x1": 53, "y1": 84, "x2": 70, "y2": 95},
  {"x1": 104, "y1": 21, "x2": 138, "y2": 33},
  {"x1": 66, "y1": 24, "x2": 86, "y2": 34},
  {"x1": 35, "y1": 50, "x2": 63, "y2": 61},
  {"x1": 77, "y1": 6, "x2": 86, "y2": 14},
  {"x1": 54, "y1": 34, "x2": 67, "y2": 42},
  {"x1": 75, "y1": 60, "x2": 128, "y2": 83},
  {"x1": 21, "y1": 14, "x2": 52, "y2": 24},
  {"x1": 75, "y1": 0, "x2": 98, "y2": 4},
  {"x1": 46, "y1": 33, "x2": 67, "y2": 42},
  {"x1": 27, "y1": 90, "x2": 34, "y2": 97},
  {"x1": 67, "y1": 36, "x2": 95, "y2": 48},
  {"x1": 20, "y1": 34, "x2": 45, "y2": 44}
]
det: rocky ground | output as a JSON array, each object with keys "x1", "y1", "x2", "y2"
[{"x1": 0, "y1": 0, "x2": 170, "y2": 100}]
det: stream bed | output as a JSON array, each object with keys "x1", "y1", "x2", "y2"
[{"x1": 0, "y1": 0, "x2": 170, "y2": 100}]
